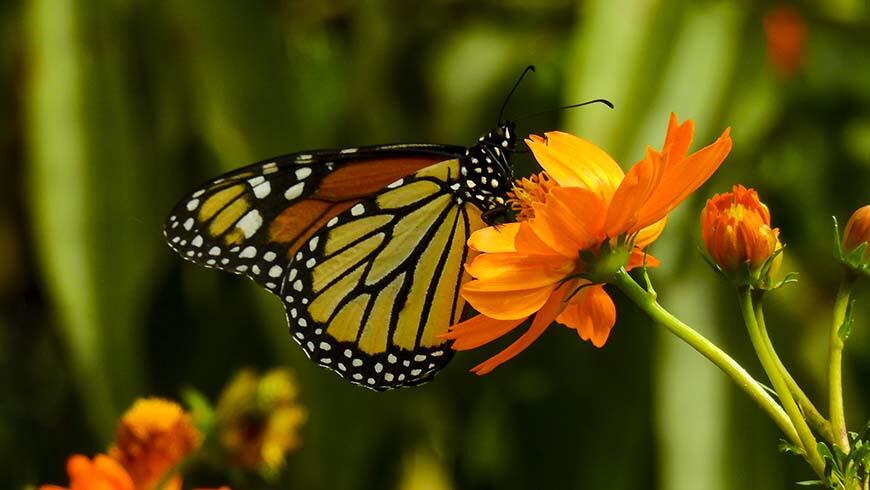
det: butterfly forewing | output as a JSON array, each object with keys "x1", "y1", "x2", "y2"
[{"x1": 164, "y1": 146, "x2": 461, "y2": 293}]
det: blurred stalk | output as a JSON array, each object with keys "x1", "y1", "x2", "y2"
[
  {"x1": 25, "y1": 0, "x2": 114, "y2": 441},
  {"x1": 568, "y1": 1, "x2": 743, "y2": 488},
  {"x1": 26, "y1": 0, "x2": 160, "y2": 441}
]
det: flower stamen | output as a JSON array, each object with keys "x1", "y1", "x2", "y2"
[{"x1": 507, "y1": 172, "x2": 555, "y2": 221}]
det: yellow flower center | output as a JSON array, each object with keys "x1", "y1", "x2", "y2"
[{"x1": 507, "y1": 172, "x2": 555, "y2": 221}]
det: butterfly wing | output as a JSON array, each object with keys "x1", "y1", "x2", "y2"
[
  {"x1": 283, "y1": 158, "x2": 487, "y2": 390},
  {"x1": 164, "y1": 144, "x2": 463, "y2": 293}
]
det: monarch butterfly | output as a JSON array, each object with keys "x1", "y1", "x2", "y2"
[{"x1": 165, "y1": 111, "x2": 521, "y2": 389}]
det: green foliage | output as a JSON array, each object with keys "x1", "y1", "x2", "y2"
[{"x1": 1, "y1": 0, "x2": 868, "y2": 488}]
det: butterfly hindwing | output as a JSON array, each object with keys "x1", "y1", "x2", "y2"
[{"x1": 282, "y1": 159, "x2": 488, "y2": 390}]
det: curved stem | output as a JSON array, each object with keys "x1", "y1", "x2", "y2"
[
  {"x1": 753, "y1": 294, "x2": 834, "y2": 444},
  {"x1": 738, "y1": 287, "x2": 826, "y2": 477},
  {"x1": 829, "y1": 276, "x2": 855, "y2": 452},
  {"x1": 611, "y1": 270, "x2": 801, "y2": 449}
]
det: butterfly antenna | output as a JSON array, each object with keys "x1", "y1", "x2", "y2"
[
  {"x1": 516, "y1": 98, "x2": 614, "y2": 121},
  {"x1": 498, "y1": 65, "x2": 536, "y2": 124}
]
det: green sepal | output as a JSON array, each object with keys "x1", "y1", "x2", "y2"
[
  {"x1": 837, "y1": 298, "x2": 855, "y2": 342},
  {"x1": 182, "y1": 387, "x2": 215, "y2": 438},
  {"x1": 834, "y1": 216, "x2": 870, "y2": 277}
]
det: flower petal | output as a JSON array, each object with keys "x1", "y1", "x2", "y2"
[
  {"x1": 634, "y1": 217, "x2": 667, "y2": 249},
  {"x1": 633, "y1": 128, "x2": 732, "y2": 231},
  {"x1": 529, "y1": 187, "x2": 607, "y2": 256},
  {"x1": 441, "y1": 314, "x2": 528, "y2": 350},
  {"x1": 525, "y1": 132, "x2": 623, "y2": 199},
  {"x1": 603, "y1": 147, "x2": 665, "y2": 236},
  {"x1": 465, "y1": 253, "x2": 575, "y2": 290},
  {"x1": 470, "y1": 284, "x2": 570, "y2": 374},
  {"x1": 467, "y1": 223, "x2": 520, "y2": 253},
  {"x1": 626, "y1": 249, "x2": 661, "y2": 270},
  {"x1": 514, "y1": 221, "x2": 562, "y2": 256},
  {"x1": 461, "y1": 281, "x2": 556, "y2": 320},
  {"x1": 556, "y1": 285, "x2": 616, "y2": 347},
  {"x1": 663, "y1": 112, "x2": 694, "y2": 163}
]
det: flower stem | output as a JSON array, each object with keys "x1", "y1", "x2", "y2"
[
  {"x1": 753, "y1": 294, "x2": 833, "y2": 444},
  {"x1": 611, "y1": 270, "x2": 801, "y2": 449},
  {"x1": 738, "y1": 287, "x2": 826, "y2": 477},
  {"x1": 829, "y1": 276, "x2": 855, "y2": 452}
]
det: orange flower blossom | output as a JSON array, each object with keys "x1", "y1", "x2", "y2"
[
  {"x1": 40, "y1": 454, "x2": 134, "y2": 490},
  {"x1": 442, "y1": 113, "x2": 732, "y2": 374},
  {"x1": 109, "y1": 398, "x2": 201, "y2": 490},
  {"x1": 701, "y1": 185, "x2": 783, "y2": 276}
]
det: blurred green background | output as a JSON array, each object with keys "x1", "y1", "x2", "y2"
[{"x1": 2, "y1": 0, "x2": 869, "y2": 488}]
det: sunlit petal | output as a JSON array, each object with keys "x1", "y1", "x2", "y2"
[
  {"x1": 467, "y1": 223, "x2": 520, "y2": 253},
  {"x1": 633, "y1": 128, "x2": 732, "y2": 231},
  {"x1": 441, "y1": 314, "x2": 528, "y2": 350},
  {"x1": 635, "y1": 217, "x2": 667, "y2": 249},
  {"x1": 461, "y1": 281, "x2": 557, "y2": 320},
  {"x1": 525, "y1": 132, "x2": 623, "y2": 199},
  {"x1": 604, "y1": 148, "x2": 665, "y2": 236},
  {"x1": 529, "y1": 187, "x2": 607, "y2": 256},
  {"x1": 465, "y1": 253, "x2": 575, "y2": 290},
  {"x1": 470, "y1": 284, "x2": 570, "y2": 374}
]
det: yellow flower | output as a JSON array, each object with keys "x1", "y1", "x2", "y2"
[
  {"x1": 215, "y1": 368, "x2": 306, "y2": 474},
  {"x1": 701, "y1": 185, "x2": 782, "y2": 276},
  {"x1": 443, "y1": 113, "x2": 732, "y2": 374},
  {"x1": 40, "y1": 454, "x2": 134, "y2": 490},
  {"x1": 110, "y1": 398, "x2": 200, "y2": 490}
]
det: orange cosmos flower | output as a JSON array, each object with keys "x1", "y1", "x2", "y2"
[
  {"x1": 701, "y1": 185, "x2": 782, "y2": 279},
  {"x1": 443, "y1": 113, "x2": 732, "y2": 374},
  {"x1": 40, "y1": 454, "x2": 134, "y2": 490},
  {"x1": 109, "y1": 398, "x2": 200, "y2": 490}
]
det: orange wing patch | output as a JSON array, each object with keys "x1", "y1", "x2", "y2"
[{"x1": 315, "y1": 157, "x2": 439, "y2": 200}]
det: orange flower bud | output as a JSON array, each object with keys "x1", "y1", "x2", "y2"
[
  {"x1": 843, "y1": 205, "x2": 870, "y2": 258},
  {"x1": 701, "y1": 185, "x2": 782, "y2": 275},
  {"x1": 110, "y1": 398, "x2": 200, "y2": 490}
]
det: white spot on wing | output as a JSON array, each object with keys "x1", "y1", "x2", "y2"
[
  {"x1": 186, "y1": 199, "x2": 199, "y2": 211},
  {"x1": 295, "y1": 167, "x2": 312, "y2": 180},
  {"x1": 268, "y1": 265, "x2": 282, "y2": 278},
  {"x1": 240, "y1": 246, "x2": 257, "y2": 258},
  {"x1": 236, "y1": 210, "x2": 263, "y2": 238},
  {"x1": 350, "y1": 204, "x2": 365, "y2": 216},
  {"x1": 340, "y1": 148, "x2": 358, "y2": 154},
  {"x1": 253, "y1": 181, "x2": 271, "y2": 199},
  {"x1": 284, "y1": 182, "x2": 305, "y2": 200}
]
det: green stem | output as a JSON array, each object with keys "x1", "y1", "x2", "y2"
[
  {"x1": 829, "y1": 277, "x2": 855, "y2": 452},
  {"x1": 611, "y1": 270, "x2": 801, "y2": 449},
  {"x1": 738, "y1": 287, "x2": 826, "y2": 477},
  {"x1": 753, "y1": 294, "x2": 834, "y2": 444}
]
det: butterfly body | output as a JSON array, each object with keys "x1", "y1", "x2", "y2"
[{"x1": 165, "y1": 122, "x2": 516, "y2": 390}]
